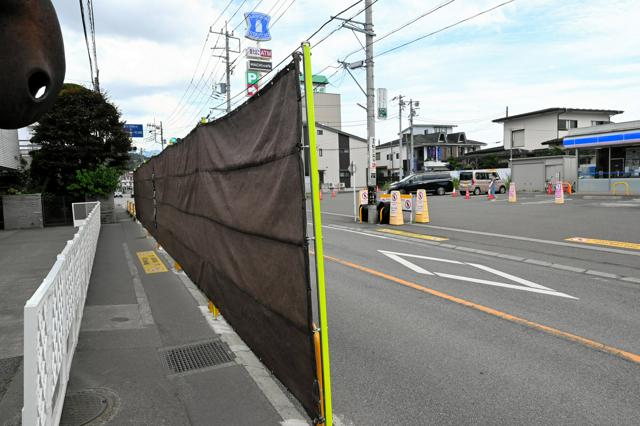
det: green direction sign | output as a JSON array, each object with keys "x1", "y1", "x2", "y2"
[
  {"x1": 378, "y1": 107, "x2": 387, "y2": 119},
  {"x1": 246, "y1": 71, "x2": 260, "y2": 85}
]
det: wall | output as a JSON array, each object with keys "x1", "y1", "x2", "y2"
[
  {"x1": 503, "y1": 112, "x2": 614, "y2": 151},
  {"x1": 0, "y1": 129, "x2": 20, "y2": 170},
  {"x1": 350, "y1": 138, "x2": 368, "y2": 188},
  {"x1": 302, "y1": 92, "x2": 341, "y2": 130},
  {"x1": 511, "y1": 156, "x2": 576, "y2": 192},
  {"x1": 2, "y1": 194, "x2": 43, "y2": 229}
]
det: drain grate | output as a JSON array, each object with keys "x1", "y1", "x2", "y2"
[{"x1": 159, "y1": 340, "x2": 235, "y2": 374}]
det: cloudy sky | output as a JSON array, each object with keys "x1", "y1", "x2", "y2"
[{"x1": 52, "y1": 0, "x2": 640, "y2": 153}]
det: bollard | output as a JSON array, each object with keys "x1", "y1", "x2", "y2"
[
  {"x1": 389, "y1": 191, "x2": 404, "y2": 226},
  {"x1": 555, "y1": 182, "x2": 565, "y2": 204},
  {"x1": 508, "y1": 183, "x2": 517, "y2": 203},
  {"x1": 415, "y1": 189, "x2": 430, "y2": 223}
]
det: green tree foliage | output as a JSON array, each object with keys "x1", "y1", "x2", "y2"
[
  {"x1": 30, "y1": 84, "x2": 131, "y2": 194},
  {"x1": 67, "y1": 165, "x2": 121, "y2": 197}
]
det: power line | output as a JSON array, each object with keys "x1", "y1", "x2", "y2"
[
  {"x1": 164, "y1": 0, "x2": 235, "y2": 121},
  {"x1": 78, "y1": 0, "x2": 94, "y2": 89},
  {"x1": 271, "y1": 0, "x2": 296, "y2": 27},
  {"x1": 373, "y1": 0, "x2": 516, "y2": 59},
  {"x1": 306, "y1": 0, "x2": 363, "y2": 43},
  {"x1": 342, "y1": 0, "x2": 456, "y2": 60},
  {"x1": 87, "y1": 0, "x2": 99, "y2": 91}
]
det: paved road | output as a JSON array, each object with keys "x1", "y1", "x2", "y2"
[{"x1": 310, "y1": 192, "x2": 640, "y2": 425}]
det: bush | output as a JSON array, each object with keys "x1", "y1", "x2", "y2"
[{"x1": 67, "y1": 165, "x2": 121, "y2": 197}]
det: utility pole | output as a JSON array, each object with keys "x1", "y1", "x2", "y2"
[
  {"x1": 364, "y1": 0, "x2": 376, "y2": 223},
  {"x1": 146, "y1": 120, "x2": 164, "y2": 151},
  {"x1": 507, "y1": 106, "x2": 512, "y2": 164},
  {"x1": 408, "y1": 100, "x2": 419, "y2": 172},
  {"x1": 211, "y1": 22, "x2": 240, "y2": 114},
  {"x1": 392, "y1": 95, "x2": 405, "y2": 179}
]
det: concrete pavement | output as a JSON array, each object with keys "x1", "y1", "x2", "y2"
[{"x1": 61, "y1": 206, "x2": 305, "y2": 425}]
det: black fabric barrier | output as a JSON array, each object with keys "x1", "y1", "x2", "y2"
[{"x1": 133, "y1": 60, "x2": 318, "y2": 418}]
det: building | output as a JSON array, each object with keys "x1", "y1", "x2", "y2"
[
  {"x1": 493, "y1": 107, "x2": 623, "y2": 151},
  {"x1": 563, "y1": 120, "x2": 640, "y2": 194},
  {"x1": 303, "y1": 123, "x2": 368, "y2": 189},
  {"x1": 18, "y1": 125, "x2": 40, "y2": 165},
  {"x1": 120, "y1": 171, "x2": 134, "y2": 192},
  {"x1": 376, "y1": 124, "x2": 486, "y2": 181},
  {"x1": 301, "y1": 75, "x2": 341, "y2": 130},
  {"x1": 0, "y1": 129, "x2": 20, "y2": 171}
]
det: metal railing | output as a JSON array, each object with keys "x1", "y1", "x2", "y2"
[{"x1": 23, "y1": 202, "x2": 101, "y2": 426}]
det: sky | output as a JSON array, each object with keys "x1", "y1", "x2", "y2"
[{"x1": 52, "y1": 0, "x2": 640, "y2": 154}]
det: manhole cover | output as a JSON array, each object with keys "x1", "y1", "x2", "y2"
[
  {"x1": 159, "y1": 340, "x2": 235, "y2": 374},
  {"x1": 60, "y1": 388, "x2": 118, "y2": 426}
]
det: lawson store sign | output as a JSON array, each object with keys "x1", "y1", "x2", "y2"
[{"x1": 564, "y1": 129, "x2": 640, "y2": 148}]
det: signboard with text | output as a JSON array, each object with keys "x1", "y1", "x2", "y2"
[
  {"x1": 123, "y1": 124, "x2": 143, "y2": 138},
  {"x1": 246, "y1": 47, "x2": 272, "y2": 59},
  {"x1": 247, "y1": 60, "x2": 272, "y2": 72}
]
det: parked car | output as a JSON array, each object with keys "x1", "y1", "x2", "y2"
[
  {"x1": 114, "y1": 191, "x2": 123, "y2": 198},
  {"x1": 388, "y1": 172, "x2": 453, "y2": 195},
  {"x1": 458, "y1": 170, "x2": 506, "y2": 195}
]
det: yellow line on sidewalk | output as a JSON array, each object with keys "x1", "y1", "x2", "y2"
[
  {"x1": 378, "y1": 228, "x2": 449, "y2": 242},
  {"x1": 136, "y1": 250, "x2": 169, "y2": 274},
  {"x1": 565, "y1": 237, "x2": 640, "y2": 251},
  {"x1": 322, "y1": 253, "x2": 640, "y2": 366}
]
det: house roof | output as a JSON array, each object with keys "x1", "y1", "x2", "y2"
[
  {"x1": 314, "y1": 122, "x2": 367, "y2": 143},
  {"x1": 377, "y1": 133, "x2": 486, "y2": 149},
  {"x1": 492, "y1": 107, "x2": 624, "y2": 123}
]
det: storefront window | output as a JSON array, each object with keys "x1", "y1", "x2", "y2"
[
  {"x1": 578, "y1": 149, "x2": 597, "y2": 179},
  {"x1": 626, "y1": 147, "x2": 640, "y2": 177}
]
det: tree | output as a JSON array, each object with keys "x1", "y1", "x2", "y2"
[
  {"x1": 29, "y1": 84, "x2": 131, "y2": 194},
  {"x1": 67, "y1": 165, "x2": 121, "y2": 197}
]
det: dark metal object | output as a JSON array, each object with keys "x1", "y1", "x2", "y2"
[
  {"x1": 159, "y1": 340, "x2": 235, "y2": 374},
  {"x1": 0, "y1": 0, "x2": 66, "y2": 129},
  {"x1": 59, "y1": 390, "x2": 108, "y2": 426}
]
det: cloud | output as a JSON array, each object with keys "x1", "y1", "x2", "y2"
[{"x1": 51, "y1": 0, "x2": 640, "y2": 150}]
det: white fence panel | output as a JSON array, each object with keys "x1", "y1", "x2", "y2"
[{"x1": 23, "y1": 202, "x2": 101, "y2": 426}]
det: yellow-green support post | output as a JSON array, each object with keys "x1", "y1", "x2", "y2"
[{"x1": 302, "y1": 42, "x2": 333, "y2": 426}]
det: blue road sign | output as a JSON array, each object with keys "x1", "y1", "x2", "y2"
[
  {"x1": 124, "y1": 124, "x2": 144, "y2": 138},
  {"x1": 244, "y1": 12, "x2": 271, "y2": 41}
]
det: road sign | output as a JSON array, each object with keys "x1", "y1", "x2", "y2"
[
  {"x1": 246, "y1": 71, "x2": 260, "y2": 84},
  {"x1": 359, "y1": 190, "x2": 368, "y2": 206},
  {"x1": 377, "y1": 88, "x2": 387, "y2": 119},
  {"x1": 123, "y1": 124, "x2": 143, "y2": 138},
  {"x1": 247, "y1": 60, "x2": 272, "y2": 71},
  {"x1": 246, "y1": 47, "x2": 272, "y2": 59},
  {"x1": 402, "y1": 198, "x2": 412, "y2": 212},
  {"x1": 247, "y1": 84, "x2": 258, "y2": 97},
  {"x1": 379, "y1": 250, "x2": 576, "y2": 299}
]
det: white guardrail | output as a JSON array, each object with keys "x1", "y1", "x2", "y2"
[{"x1": 23, "y1": 202, "x2": 101, "y2": 426}]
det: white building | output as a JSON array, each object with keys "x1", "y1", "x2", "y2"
[
  {"x1": 304, "y1": 123, "x2": 368, "y2": 189},
  {"x1": 0, "y1": 129, "x2": 20, "y2": 171},
  {"x1": 493, "y1": 107, "x2": 623, "y2": 151}
]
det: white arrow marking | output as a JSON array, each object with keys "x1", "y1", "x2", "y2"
[{"x1": 379, "y1": 250, "x2": 577, "y2": 300}]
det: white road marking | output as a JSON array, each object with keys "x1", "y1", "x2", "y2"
[
  {"x1": 466, "y1": 262, "x2": 551, "y2": 290},
  {"x1": 379, "y1": 251, "x2": 434, "y2": 275},
  {"x1": 433, "y1": 272, "x2": 577, "y2": 299},
  {"x1": 413, "y1": 224, "x2": 640, "y2": 257},
  {"x1": 379, "y1": 250, "x2": 577, "y2": 299}
]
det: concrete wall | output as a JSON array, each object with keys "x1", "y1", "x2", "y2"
[
  {"x1": 2, "y1": 194, "x2": 43, "y2": 229},
  {"x1": 0, "y1": 129, "x2": 20, "y2": 170},
  {"x1": 503, "y1": 112, "x2": 614, "y2": 151}
]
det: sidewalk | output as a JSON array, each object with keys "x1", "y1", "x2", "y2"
[{"x1": 61, "y1": 205, "x2": 305, "y2": 425}]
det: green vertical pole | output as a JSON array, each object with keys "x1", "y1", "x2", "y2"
[{"x1": 302, "y1": 42, "x2": 333, "y2": 426}]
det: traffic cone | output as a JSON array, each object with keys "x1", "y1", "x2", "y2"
[
  {"x1": 331, "y1": 189, "x2": 336, "y2": 199},
  {"x1": 465, "y1": 188, "x2": 470, "y2": 199},
  {"x1": 452, "y1": 188, "x2": 457, "y2": 197},
  {"x1": 319, "y1": 191, "x2": 323, "y2": 201}
]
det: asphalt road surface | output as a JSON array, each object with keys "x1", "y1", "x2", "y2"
[{"x1": 310, "y1": 192, "x2": 640, "y2": 425}]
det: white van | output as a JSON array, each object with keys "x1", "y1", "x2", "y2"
[{"x1": 458, "y1": 170, "x2": 506, "y2": 195}]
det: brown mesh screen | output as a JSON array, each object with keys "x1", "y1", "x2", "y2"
[{"x1": 133, "y1": 60, "x2": 318, "y2": 418}]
